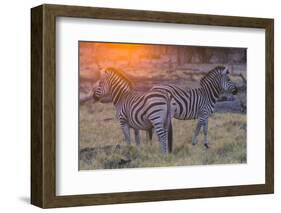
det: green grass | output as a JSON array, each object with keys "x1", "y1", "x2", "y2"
[{"x1": 79, "y1": 102, "x2": 246, "y2": 170}]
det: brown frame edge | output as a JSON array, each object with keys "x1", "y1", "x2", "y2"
[{"x1": 31, "y1": 4, "x2": 274, "y2": 208}]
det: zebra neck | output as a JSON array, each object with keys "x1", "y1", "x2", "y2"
[
  {"x1": 110, "y1": 84, "x2": 131, "y2": 106},
  {"x1": 201, "y1": 81, "x2": 222, "y2": 105}
]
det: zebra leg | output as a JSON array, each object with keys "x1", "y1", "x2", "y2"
[
  {"x1": 121, "y1": 123, "x2": 131, "y2": 145},
  {"x1": 153, "y1": 124, "x2": 169, "y2": 154},
  {"x1": 192, "y1": 121, "x2": 202, "y2": 146},
  {"x1": 203, "y1": 120, "x2": 209, "y2": 148},
  {"x1": 134, "y1": 129, "x2": 141, "y2": 147}
]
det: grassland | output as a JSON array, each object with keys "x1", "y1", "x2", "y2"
[{"x1": 79, "y1": 101, "x2": 247, "y2": 170}]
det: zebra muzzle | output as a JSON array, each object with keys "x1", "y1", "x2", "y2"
[
  {"x1": 232, "y1": 87, "x2": 238, "y2": 95},
  {"x1": 92, "y1": 94, "x2": 101, "y2": 102}
]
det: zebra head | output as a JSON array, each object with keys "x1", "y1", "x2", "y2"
[
  {"x1": 220, "y1": 67, "x2": 238, "y2": 95},
  {"x1": 200, "y1": 66, "x2": 238, "y2": 96},
  {"x1": 92, "y1": 71, "x2": 110, "y2": 102},
  {"x1": 92, "y1": 67, "x2": 132, "y2": 104}
]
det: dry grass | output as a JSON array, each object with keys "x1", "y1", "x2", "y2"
[{"x1": 79, "y1": 102, "x2": 246, "y2": 170}]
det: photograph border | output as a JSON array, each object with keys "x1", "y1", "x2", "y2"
[
  {"x1": 31, "y1": 4, "x2": 274, "y2": 208},
  {"x1": 78, "y1": 40, "x2": 248, "y2": 171}
]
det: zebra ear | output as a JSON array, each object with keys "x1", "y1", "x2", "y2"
[
  {"x1": 92, "y1": 81, "x2": 100, "y2": 88},
  {"x1": 222, "y1": 67, "x2": 230, "y2": 75},
  {"x1": 99, "y1": 68, "x2": 107, "y2": 78}
]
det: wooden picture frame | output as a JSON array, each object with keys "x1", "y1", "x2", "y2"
[{"x1": 31, "y1": 4, "x2": 274, "y2": 208}]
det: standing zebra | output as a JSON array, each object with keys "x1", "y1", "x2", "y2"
[
  {"x1": 151, "y1": 66, "x2": 238, "y2": 148},
  {"x1": 92, "y1": 67, "x2": 174, "y2": 154}
]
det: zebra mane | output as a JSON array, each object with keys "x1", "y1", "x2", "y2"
[
  {"x1": 105, "y1": 67, "x2": 133, "y2": 88},
  {"x1": 200, "y1": 66, "x2": 226, "y2": 85}
]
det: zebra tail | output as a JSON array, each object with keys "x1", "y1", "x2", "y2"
[
  {"x1": 148, "y1": 129, "x2": 153, "y2": 141},
  {"x1": 165, "y1": 93, "x2": 173, "y2": 153},
  {"x1": 168, "y1": 121, "x2": 173, "y2": 153}
]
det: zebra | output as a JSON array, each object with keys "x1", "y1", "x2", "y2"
[
  {"x1": 151, "y1": 66, "x2": 238, "y2": 148},
  {"x1": 92, "y1": 67, "x2": 174, "y2": 154}
]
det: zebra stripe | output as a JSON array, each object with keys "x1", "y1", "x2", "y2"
[
  {"x1": 92, "y1": 67, "x2": 173, "y2": 154},
  {"x1": 151, "y1": 66, "x2": 238, "y2": 148}
]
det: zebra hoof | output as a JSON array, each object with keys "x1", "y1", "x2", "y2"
[{"x1": 204, "y1": 144, "x2": 209, "y2": 149}]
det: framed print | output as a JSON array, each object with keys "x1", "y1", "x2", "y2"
[{"x1": 31, "y1": 4, "x2": 274, "y2": 208}]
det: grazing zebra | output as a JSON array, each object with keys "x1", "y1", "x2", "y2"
[
  {"x1": 151, "y1": 66, "x2": 238, "y2": 148},
  {"x1": 92, "y1": 67, "x2": 174, "y2": 154}
]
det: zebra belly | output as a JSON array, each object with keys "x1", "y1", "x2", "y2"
[
  {"x1": 173, "y1": 108, "x2": 198, "y2": 120},
  {"x1": 127, "y1": 118, "x2": 152, "y2": 130},
  {"x1": 174, "y1": 114, "x2": 197, "y2": 120}
]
